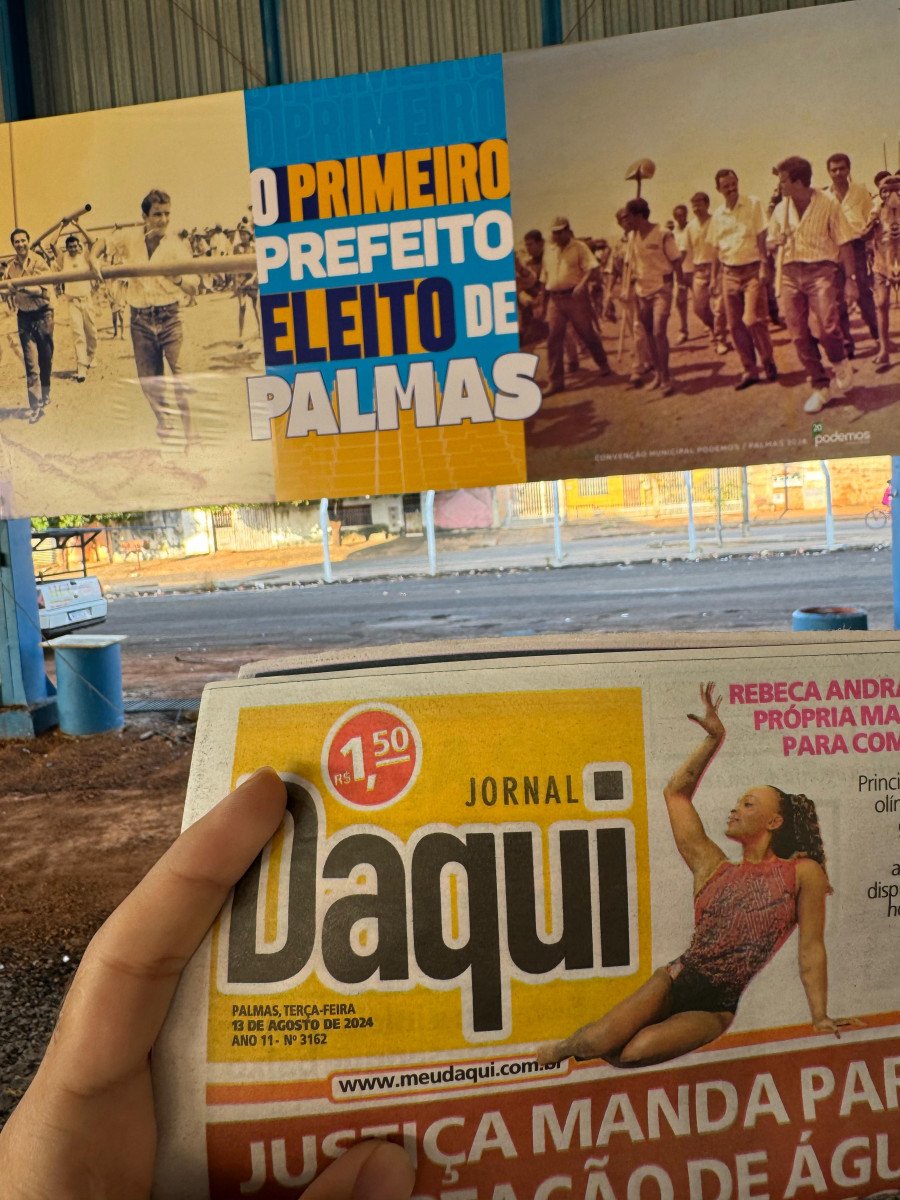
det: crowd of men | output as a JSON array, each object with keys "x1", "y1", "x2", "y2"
[
  {"x1": 518, "y1": 153, "x2": 899, "y2": 415},
  {"x1": 1, "y1": 194, "x2": 258, "y2": 436}
]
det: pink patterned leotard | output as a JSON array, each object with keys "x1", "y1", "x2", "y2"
[{"x1": 668, "y1": 857, "x2": 799, "y2": 1013}]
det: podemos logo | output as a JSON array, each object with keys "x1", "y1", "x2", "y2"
[{"x1": 811, "y1": 422, "x2": 871, "y2": 448}]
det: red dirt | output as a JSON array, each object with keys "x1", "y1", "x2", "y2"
[{"x1": 0, "y1": 718, "x2": 192, "y2": 955}]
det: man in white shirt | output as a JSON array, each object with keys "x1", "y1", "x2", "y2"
[
  {"x1": 105, "y1": 189, "x2": 191, "y2": 442},
  {"x1": 5, "y1": 228, "x2": 55, "y2": 422},
  {"x1": 685, "y1": 191, "x2": 729, "y2": 355},
  {"x1": 54, "y1": 232, "x2": 97, "y2": 382},
  {"x1": 621, "y1": 197, "x2": 684, "y2": 396},
  {"x1": 541, "y1": 216, "x2": 613, "y2": 396},
  {"x1": 671, "y1": 205, "x2": 692, "y2": 345},
  {"x1": 822, "y1": 152, "x2": 880, "y2": 350},
  {"x1": 709, "y1": 169, "x2": 778, "y2": 390},
  {"x1": 768, "y1": 155, "x2": 858, "y2": 414}
]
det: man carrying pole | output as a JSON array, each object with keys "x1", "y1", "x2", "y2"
[
  {"x1": 4, "y1": 229, "x2": 55, "y2": 423},
  {"x1": 100, "y1": 188, "x2": 192, "y2": 443},
  {"x1": 52, "y1": 227, "x2": 99, "y2": 382}
]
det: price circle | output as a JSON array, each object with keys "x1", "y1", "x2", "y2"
[{"x1": 322, "y1": 702, "x2": 422, "y2": 810}]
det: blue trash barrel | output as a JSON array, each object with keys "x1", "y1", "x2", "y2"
[
  {"x1": 792, "y1": 606, "x2": 868, "y2": 632},
  {"x1": 52, "y1": 634, "x2": 127, "y2": 735}
]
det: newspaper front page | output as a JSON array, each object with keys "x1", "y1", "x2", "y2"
[{"x1": 153, "y1": 637, "x2": 900, "y2": 1199}]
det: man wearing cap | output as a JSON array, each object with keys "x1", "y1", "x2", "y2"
[
  {"x1": 5, "y1": 228, "x2": 55, "y2": 423},
  {"x1": 541, "y1": 216, "x2": 612, "y2": 396}
]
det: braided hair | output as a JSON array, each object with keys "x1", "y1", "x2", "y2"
[{"x1": 768, "y1": 788, "x2": 830, "y2": 881}]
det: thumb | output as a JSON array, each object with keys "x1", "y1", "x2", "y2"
[{"x1": 300, "y1": 1142, "x2": 416, "y2": 1200}]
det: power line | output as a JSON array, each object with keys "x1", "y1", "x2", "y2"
[
  {"x1": 562, "y1": 0, "x2": 600, "y2": 43},
  {"x1": 167, "y1": 0, "x2": 266, "y2": 86}
]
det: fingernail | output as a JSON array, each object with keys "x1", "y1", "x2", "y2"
[{"x1": 236, "y1": 766, "x2": 280, "y2": 789}]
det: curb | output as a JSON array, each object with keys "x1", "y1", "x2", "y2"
[{"x1": 101, "y1": 539, "x2": 889, "y2": 599}]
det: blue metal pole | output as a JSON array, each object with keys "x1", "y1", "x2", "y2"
[
  {"x1": 541, "y1": 0, "x2": 563, "y2": 46},
  {"x1": 259, "y1": 0, "x2": 284, "y2": 87},
  {"x1": 0, "y1": 0, "x2": 35, "y2": 121},
  {"x1": 0, "y1": 519, "x2": 55, "y2": 736},
  {"x1": 0, "y1": 7, "x2": 50, "y2": 737},
  {"x1": 892, "y1": 457, "x2": 900, "y2": 630}
]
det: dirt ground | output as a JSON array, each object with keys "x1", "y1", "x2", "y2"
[
  {"x1": 0, "y1": 717, "x2": 191, "y2": 953},
  {"x1": 1, "y1": 635, "x2": 288, "y2": 1120},
  {"x1": 0, "y1": 714, "x2": 196, "y2": 1120},
  {"x1": 6, "y1": 642, "x2": 296, "y2": 953},
  {"x1": 90, "y1": 537, "x2": 384, "y2": 591}
]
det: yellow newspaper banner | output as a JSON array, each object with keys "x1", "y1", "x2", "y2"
[{"x1": 209, "y1": 688, "x2": 651, "y2": 1060}]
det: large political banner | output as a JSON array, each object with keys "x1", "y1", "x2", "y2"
[{"x1": 0, "y1": 0, "x2": 896, "y2": 516}]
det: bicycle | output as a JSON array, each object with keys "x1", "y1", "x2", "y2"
[{"x1": 864, "y1": 505, "x2": 892, "y2": 530}]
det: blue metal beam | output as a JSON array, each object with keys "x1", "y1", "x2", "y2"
[
  {"x1": 0, "y1": 519, "x2": 55, "y2": 737},
  {"x1": 0, "y1": 4, "x2": 49, "y2": 738},
  {"x1": 542, "y1": 0, "x2": 564, "y2": 46},
  {"x1": 259, "y1": 0, "x2": 284, "y2": 87},
  {"x1": 0, "y1": 0, "x2": 35, "y2": 121}
]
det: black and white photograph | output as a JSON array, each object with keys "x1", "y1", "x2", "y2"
[{"x1": 0, "y1": 91, "x2": 272, "y2": 517}]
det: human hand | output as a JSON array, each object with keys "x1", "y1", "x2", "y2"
[
  {"x1": 813, "y1": 1015, "x2": 866, "y2": 1039},
  {"x1": 687, "y1": 681, "x2": 726, "y2": 740},
  {"x1": 0, "y1": 769, "x2": 416, "y2": 1200}
]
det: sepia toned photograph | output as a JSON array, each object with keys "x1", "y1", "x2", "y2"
[
  {"x1": 0, "y1": 91, "x2": 272, "y2": 516},
  {"x1": 505, "y1": 0, "x2": 899, "y2": 479}
]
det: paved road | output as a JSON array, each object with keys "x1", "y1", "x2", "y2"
[{"x1": 105, "y1": 547, "x2": 892, "y2": 653}]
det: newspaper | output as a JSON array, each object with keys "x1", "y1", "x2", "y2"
[{"x1": 153, "y1": 634, "x2": 900, "y2": 1199}]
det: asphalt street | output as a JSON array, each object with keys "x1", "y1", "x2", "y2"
[{"x1": 104, "y1": 547, "x2": 893, "y2": 654}]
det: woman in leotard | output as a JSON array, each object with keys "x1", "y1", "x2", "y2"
[{"x1": 537, "y1": 681, "x2": 860, "y2": 1069}]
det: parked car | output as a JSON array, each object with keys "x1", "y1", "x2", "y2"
[
  {"x1": 32, "y1": 527, "x2": 108, "y2": 638},
  {"x1": 36, "y1": 574, "x2": 107, "y2": 637}
]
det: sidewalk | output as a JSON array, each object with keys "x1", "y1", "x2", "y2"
[{"x1": 99, "y1": 514, "x2": 892, "y2": 596}]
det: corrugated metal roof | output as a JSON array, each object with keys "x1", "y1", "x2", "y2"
[
  {"x1": 558, "y1": 0, "x2": 846, "y2": 41},
  {"x1": 280, "y1": 0, "x2": 544, "y2": 81},
  {"x1": 22, "y1": 0, "x2": 846, "y2": 118},
  {"x1": 26, "y1": 0, "x2": 266, "y2": 116}
]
